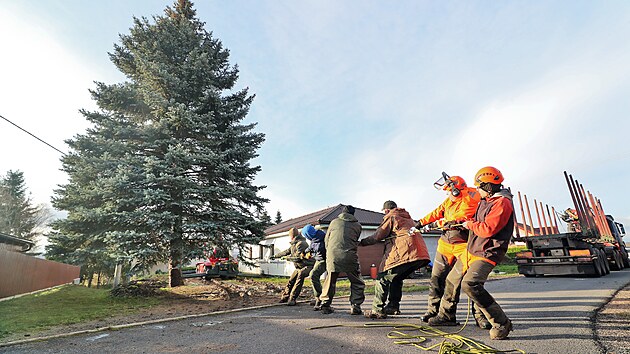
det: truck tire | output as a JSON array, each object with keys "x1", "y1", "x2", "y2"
[
  {"x1": 592, "y1": 250, "x2": 604, "y2": 277},
  {"x1": 610, "y1": 251, "x2": 621, "y2": 271},
  {"x1": 615, "y1": 250, "x2": 625, "y2": 270},
  {"x1": 600, "y1": 249, "x2": 610, "y2": 275}
]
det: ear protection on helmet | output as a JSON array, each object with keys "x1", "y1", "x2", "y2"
[{"x1": 435, "y1": 173, "x2": 466, "y2": 197}]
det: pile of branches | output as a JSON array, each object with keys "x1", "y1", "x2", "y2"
[{"x1": 110, "y1": 279, "x2": 168, "y2": 297}]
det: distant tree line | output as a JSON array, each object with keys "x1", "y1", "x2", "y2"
[{"x1": 0, "y1": 170, "x2": 51, "y2": 244}]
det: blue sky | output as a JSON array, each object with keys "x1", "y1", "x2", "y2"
[{"x1": 1, "y1": 1, "x2": 629, "y2": 242}]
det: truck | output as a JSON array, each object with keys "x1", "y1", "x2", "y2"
[{"x1": 514, "y1": 171, "x2": 630, "y2": 277}]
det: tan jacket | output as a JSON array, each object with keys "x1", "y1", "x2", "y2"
[{"x1": 361, "y1": 208, "x2": 430, "y2": 272}]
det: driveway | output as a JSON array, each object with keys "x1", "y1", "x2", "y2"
[{"x1": 3, "y1": 270, "x2": 630, "y2": 354}]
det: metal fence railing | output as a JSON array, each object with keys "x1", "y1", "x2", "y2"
[{"x1": 0, "y1": 249, "x2": 81, "y2": 299}]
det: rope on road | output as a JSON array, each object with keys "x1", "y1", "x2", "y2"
[{"x1": 308, "y1": 300, "x2": 526, "y2": 354}]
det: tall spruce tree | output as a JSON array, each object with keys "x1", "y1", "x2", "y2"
[
  {"x1": 0, "y1": 170, "x2": 51, "y2": 241},
  {"x1": 52, "y1": 0, "x2": 267, "y2": 287}
]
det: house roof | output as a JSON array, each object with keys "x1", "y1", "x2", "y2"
[
  {"x1": 265, "y1": 204, "x2": 385, "y2": 236},
  {"x1": 0, "y1": 232, "x2": 34, "y2": 252}
]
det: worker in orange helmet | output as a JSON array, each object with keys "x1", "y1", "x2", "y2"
[
  {"x1": 431, "y1": 166, "x2": 514, "y2": 340},
  {"x1": 415, "y1": 173, "x2": 487, "y2": 328}
]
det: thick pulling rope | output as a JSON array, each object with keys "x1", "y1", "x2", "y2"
[{"x1": 307, "y1": 299, "x2": 525, "y2": 354}]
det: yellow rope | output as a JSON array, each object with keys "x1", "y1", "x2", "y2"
[{"x1": 307, "y1": 299, "x2": 526, "y2": 354}]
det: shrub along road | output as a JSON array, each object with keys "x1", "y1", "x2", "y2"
[{"x1": 2, "y1": 270, "x2": 629, "y2": 353}]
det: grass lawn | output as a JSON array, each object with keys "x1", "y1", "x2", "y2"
[
  {"x1": 493, "y1": 245, "x2": 528, "y2": 275},
  {"x1": 0, "y1": 285, "x2": 162, "y2": 340}
]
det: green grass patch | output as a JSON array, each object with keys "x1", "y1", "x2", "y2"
[
  {"x1": 490, "y1": 245, "x2": 529, "y2": 275},
  {"x1": 0, "y1": 285, "x2": 162, "y2": 340},
  {"x1": 505, "y1": 245, "x2": 528, "y2": 260},
  {"x1": 493, "y1": 264, "x2": 519, "y2": 274}
]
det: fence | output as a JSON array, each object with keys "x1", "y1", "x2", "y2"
[{"x1": 0, "y1": 249, "x2": 81, "y2": 299}]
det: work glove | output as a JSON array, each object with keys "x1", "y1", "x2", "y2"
[
  {"x1": 414, "y1": 221, "x2": 424, "y2": 230},
  {"x1": 443, "y1": 221, "x2": 465, "y2": 231},
  {"x1": 427, "y1": 222, "x2": 438, "y2": 229},
  {"x1": 443, "y1": 221, "x2": 457, "y2": 228}
]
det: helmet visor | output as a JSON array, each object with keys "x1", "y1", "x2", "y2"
[{"x1": 433, "y1": 172, "x2": 451, "y2": 190}]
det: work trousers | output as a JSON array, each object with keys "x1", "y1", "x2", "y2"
[
  {"x1": 426, "y1": 251, "x2": 459, "y2": 316},
  {"x1": 372, "y1": 260, "x2": 427, "y2": 313},
  {"x1": 319, "y1": 268, "x2": 365, "y2": 307},
  {"x1": 440, "y1": 258, "x2": 509, "y2": 326},
  {"x1": 309, "y1": 260, "x2": 327, "y2": 299},
  {"x1": 280, "y1": 265, "x2": 313, "y2": 301}
]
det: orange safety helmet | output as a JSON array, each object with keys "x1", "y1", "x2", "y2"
[
  {"x1": 474, "y1": 166, "x2": 504, "y2": 186},
  {"x1": 444, "y1": 176, "x2": 467, "y2": 192}
]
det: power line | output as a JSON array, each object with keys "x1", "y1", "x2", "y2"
[{"x1": 0, "y1": 113, "x2": 66, "y2": 156}]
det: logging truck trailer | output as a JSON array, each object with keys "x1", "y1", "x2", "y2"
[{"x1": 514, "y1": 172, "x2": 630, "y2": 277}]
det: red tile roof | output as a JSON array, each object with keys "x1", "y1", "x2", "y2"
[{"x1": 264, "y1": 204, "x2": 385, "y2": 236}]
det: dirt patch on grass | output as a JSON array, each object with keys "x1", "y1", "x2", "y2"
[{"x1": 1, "y1": 277, "x2": 316, "y2": 344}]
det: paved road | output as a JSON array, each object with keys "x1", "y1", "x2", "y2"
[{"x1": 3, "y1": 269, "x2": 630, "y2": 354}]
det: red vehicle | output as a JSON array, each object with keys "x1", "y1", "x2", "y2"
[{"x1": 195, "y1": 248, "x2": 239, "y2": 280}]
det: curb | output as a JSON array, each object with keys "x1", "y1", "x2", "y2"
[
  {"x1": 0, "y1": 275, "x2": 517, "y2": 347},
  {"x1": 0, "y1": 296, "x2": 343, "y2": 348}
]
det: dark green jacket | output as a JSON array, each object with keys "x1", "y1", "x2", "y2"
[
  {"x1": 276, "y1": 227, "x2": 314, "y2": 269},
  {"x1": 325, "y1": 212, "x2": 363, "y2": 273}
]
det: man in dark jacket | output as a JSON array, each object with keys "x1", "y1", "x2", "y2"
[
  {"x1": 272, "y1": 227, "x2": 315, "y2": 306},
  {"x1": 302, "y1": 223, "x2": 327, "y2": 310},
  {"x1": 318, "y1": 205, "x2": 365, "y2": 315},
  {"x1": 431, "y1": 166, "x2": 514, "y2": 340},
  {"x1": 360, "y1": 200, "x2": 431, "y2": 318}
]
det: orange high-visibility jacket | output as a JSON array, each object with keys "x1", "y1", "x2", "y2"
[{"x1": 419, "y1": 187, "x2": 480, "y2": 244}]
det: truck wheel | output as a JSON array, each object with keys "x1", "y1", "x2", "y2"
[
  {"x1": 615, "y1": 250, "x2": 624, "y2": 270},
  {"x1": 600, "y1": 249, "x2": 610, "y2": 275},
  {"x1": 609, "y1": 250, "x2": 620, "y2": 271},
  {"x1": 592, "y1": 251, "x2": 604, "y2": 277},
  {"x1": 610, "y1": 251, "x2": 620, "y2": 271},
  {"x1": 623, "y1": 251, "x2": 630, "y2": 268}
]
